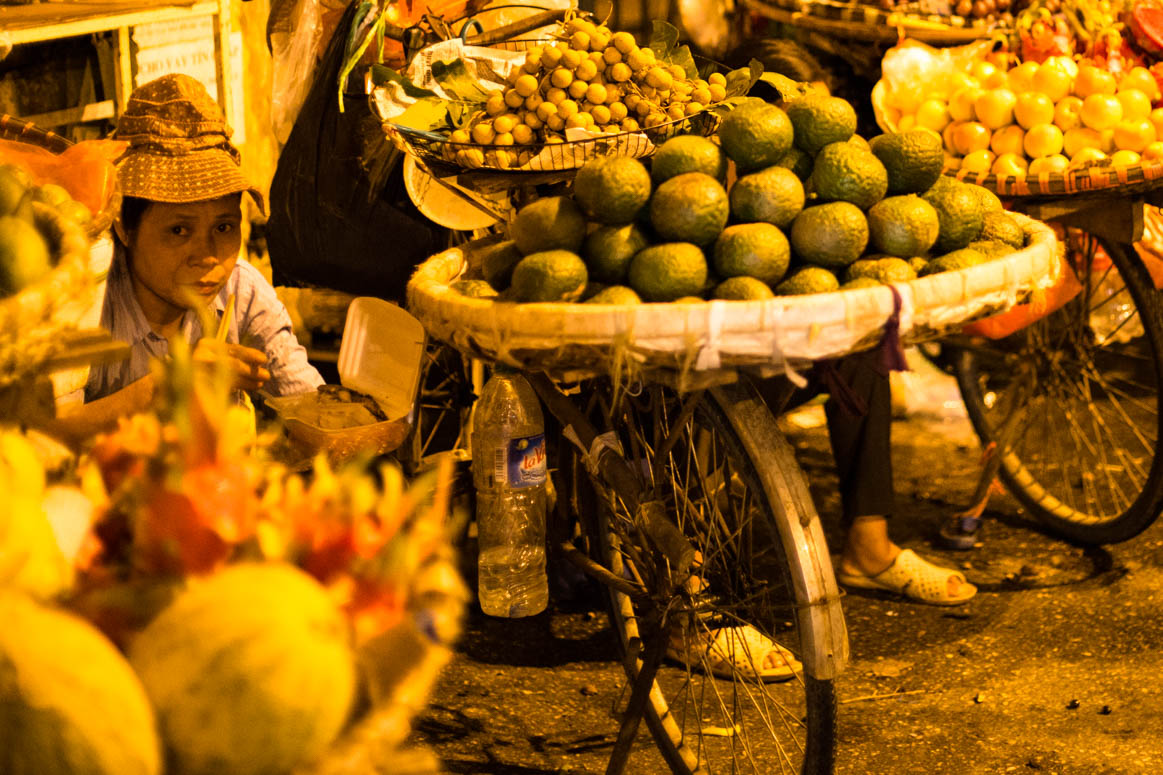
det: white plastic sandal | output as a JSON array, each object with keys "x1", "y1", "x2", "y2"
[
  {"x1": 836, "y1": 548, "x2": 977, "y2": 606},
  {"x1": 667, "y1": 624, "x2": 802, "y2": 683}
]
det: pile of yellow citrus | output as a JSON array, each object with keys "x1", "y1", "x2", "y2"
[
  {"x1": 444, "y1": 17, "x2": 728, "y2": 169},
  {"x1": 883, "y1": 56, "x2": 1163, "y2": 178}
]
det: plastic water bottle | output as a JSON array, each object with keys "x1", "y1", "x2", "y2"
[
  {"x1": 1089, "y1": 268, "x2": 1145, "y2": 345},
  {"x1": 471, "y1": 368, "x2": 548, "y2": 618}
]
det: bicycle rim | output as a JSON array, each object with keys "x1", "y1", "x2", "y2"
[
  {"x1": 954, "y1": 234, "x2": 1163, "y2": 544},
  {"x1": 563, "y1": 379, "x2": 836, "y2": 774}
]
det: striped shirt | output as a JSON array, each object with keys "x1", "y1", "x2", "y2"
[{"x1": 85, "y1": 249, "x2": 324, "y2": 402}]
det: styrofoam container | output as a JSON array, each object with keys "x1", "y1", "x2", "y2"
[{"x1": 337, "y1": 297, "x2": 426, "y2": 422}]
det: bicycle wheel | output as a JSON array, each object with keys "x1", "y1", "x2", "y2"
[
  {"x1": 953, "y1": 233, "x2": 1163, "y2": 544},
  {"x1": 559, "y1": 378, "x2": 838, "y2": 774}
]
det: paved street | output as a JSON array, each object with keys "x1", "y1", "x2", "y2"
[{"x1": 411, "y1": 356, "x2": 1163, "y2": 774}]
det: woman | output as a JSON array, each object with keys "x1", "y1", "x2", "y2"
[{"x1": 54, "y1": 74, "x2": 322, "y2": 443}]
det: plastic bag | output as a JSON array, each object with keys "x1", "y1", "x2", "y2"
[
  {"x1": 872, "y1": 38, "x2": 994, "y2": 132},
  {"x1": 267, "y1": 1, "x2": 450, "y2": 305},
  {"x1": 1134, "y1": 205, "x2": 1163, "y2": 289},
  {"x1": 961, "y1": 247, "x2": 1082, "y2": 339},
  {"x1": 0, "y1": 138, "x2": 122, "y2": 223},
  {"x1": 270, "y1": 0, "x2": 322, "y2": 144}
]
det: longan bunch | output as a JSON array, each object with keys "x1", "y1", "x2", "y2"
[{"x1": 443, "y1": 16, "x2": 728, "y2": 169}]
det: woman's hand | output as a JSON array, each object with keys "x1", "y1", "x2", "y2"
[{"x1": 193, "y1": 338, "x2": 271, "y2": 392}]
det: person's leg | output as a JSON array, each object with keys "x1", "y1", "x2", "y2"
[{"x1": 826, "y1": 352, "x2": 973, "y2": 599}]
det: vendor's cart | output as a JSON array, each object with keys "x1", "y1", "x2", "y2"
[{"x1": 406, "y1": 216, "x2": 1060, "y2": 775}]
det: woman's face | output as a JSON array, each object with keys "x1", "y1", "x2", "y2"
[{"x1": 119, "y1": 195, "x2": 243, "y2": 316}]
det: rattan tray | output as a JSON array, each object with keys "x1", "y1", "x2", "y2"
[
  {"x1": 388, "y1": 110, "x2": 722, "y2": 173},
  {"x1": 743, "y1": 0, "x2": 997, "y2": 45},
  {"x1": 947, "y1": 158, "x2": 1163, "y2": 199},
  {"x1": 406, "y1": 214, "x2": 1059, "y2": 386}
]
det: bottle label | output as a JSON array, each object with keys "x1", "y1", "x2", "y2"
[{"x1": 493, "y1": 433, "x2": 547, "y2": 488}]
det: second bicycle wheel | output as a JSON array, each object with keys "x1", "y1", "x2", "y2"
[
  {"x1": 954, "y1": 234, "x2": 1163, "y2": 544},
  {"x1": 559, "y1": 378, "x2": 838, "y2": 774}
]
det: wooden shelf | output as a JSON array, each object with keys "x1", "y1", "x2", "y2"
[
  {"x1": 1, "y1": 0, "x2": 219, "y2": 45},
  {"x1": 0, "y1": 0, "x2": 233, "y2": 131}
]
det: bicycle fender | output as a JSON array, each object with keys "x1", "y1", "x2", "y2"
[{"x1": 712, "y1": 382, "x2": 850, "y2": 680}]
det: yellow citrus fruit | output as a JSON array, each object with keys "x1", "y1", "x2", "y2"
[
  {"x1": 1054, "y1": 96, "x2": 1084, "y2": 132},
  {"x1": 949, "y1": 86, "x2": 984, "y2": 122},
  {"x1": 568, "y1": 80, "x2": 588, "y2": 99},
  {"x1": 1117, "y1": 88, "x2": 1152, "y2": 121},
  {"x1": 961, "y1": 148, "x2": 997, "y2": 173},
  {"x1": 943, "y1": 121, "x2": 961, "y2": 154},
  {"x1": 1024, "y1": 123, "x2": 1065, "y2": 157},
  {"x1": 1028, "y1": 154, "x2": 1070, "y2": 175},
  {"x1": 947, "y1": 72, "x2": 980, "y2": 97},
  {"x1": 1080, "y1": 94, "x2": 1124, "y2": 130},
  {"x1": 1007, "y1": 61, "x2": 1040, "y2": 94},
  {"x1": 1100, "y1": 129, "x2": 1116, "y2": 153},
  {"x1": 975, "y1": 89, "x2": 1017, "y2": 130},
  {"x1": 1045, "y1": 55, "x2": 1078, "y2": 79},
  {"x1": 898, "y1": 114, "x2": 917, "y2": 132},
  {"x1": 1119, "y1": 67, "x2": 1160, "y2": 100},
  {"x1": 952, "y1": 121, "x2": 992, "y2": 155},
  {"x1": 1032, "y1": 60, "x2": 1075, "y2": 102},
  {"x1": 1014, "y1": 92, "x2": 1056, "y2": 130},
  {"x1": 504, "y1": 89, "x2": 525, "y2": 109},
  {"x1": 1143, "y1": 141, "x2": 1163, "y2": 161},
  {"x1": 1070, "y1": 147, "x2": 1108, "y2": 166},
  {"x1": 1110, "y1": 149, "x2": 1141, "y2": 167},
  {"x1": 536, "y1": 101, "x2": 558, "y2": 121},
  {"x1": 915, "y1": 99, "x2": 952, "y2": 133},
  {"x1": 992, "y1": 152, "x2": 1029, "y2": 177},
  {"x1": 990, "y1": 124, "x2": 1026, "y2": 156},
  {"x1": 575, "y1": 59, "x2": 599, "y2": 82},
  {"x1": 970, "y1": 60, "x2": 998, "y2": 84},
  {"x1": 558, "y1": 99, "x2": 579, "y2": 119},
  {"x1": 550, "y1": 67, "x2": 573, "y2": 89},
  {"x1": 1063, "y1": 127, "x2": 1104, "y2": 157},
  {"x1": 1074, "y1": 65, "x2": 1118, "y2": 98},
  {"x1": 1112, "y1": 118, "x2": 1157, "y2": 152},
  {"x1": 889, "y1": 83, "x2": 925, "y2": 114}
]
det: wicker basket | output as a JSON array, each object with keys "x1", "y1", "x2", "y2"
[
  {"x1": 0, "y1": 118, "x2": 104, "y2": 389},
  {"x1": 946, "y1": 158, "x2": 1163, "y2": 199},
  {"x1": 389, "y1": 109, "x2": 722, "y2": 173},
  {"x1": 743, "y1": 0, "x2": 997, "y2": 45},
  {"x1": 406, "y1": 214, "x2": 1060, "y2": 387}
]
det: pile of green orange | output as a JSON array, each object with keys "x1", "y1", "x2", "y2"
[
  {"x1": 458, "y1": 93, "x2": 1029, "y2": 304},
  {"x1": 0, "y1": 164, "x2": 92, "y2": 298}
]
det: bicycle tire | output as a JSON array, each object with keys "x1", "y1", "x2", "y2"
[
  {"x1": 953, "y1": 234, "x2": 1163, "y2": 544},
  {"x1": 558, "y1": 378, "x2": 837, "y2": 774}
]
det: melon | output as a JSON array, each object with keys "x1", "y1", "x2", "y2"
[
  {"x1": 0, "y1": 591, "x2": 161, "y2": 775},
  {"x1": 128, "y1": 562, "x2": 357, "y2": 775}
]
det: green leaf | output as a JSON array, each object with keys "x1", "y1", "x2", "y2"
[
  {"x1": 393, "y1": 97, "x2": 454, "y2": 133},
  {"x1": 430, "y1": 58, "x2": 493, "y2": 104},
  {"x1": 759, "y1": 71, "x2": 815, "y2": 103},
  {"x1": 370, "y1": 64, "x2": 439, "y2": 99},
  {"x1": 647, "y1": 20, "x2": 698, "y2": 79},
  {"x1": 724, "y1": 60, "x2": 764, "y2": 99}
]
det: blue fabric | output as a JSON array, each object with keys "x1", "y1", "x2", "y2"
[{"x1": 85, "y1": 248, "x2": 324, "y2": 401}]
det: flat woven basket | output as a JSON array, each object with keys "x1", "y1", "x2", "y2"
[
  {"x1": 946, "y1": 158, "x2": 1163, "y2": 198},
  {"x1": 0, "y1": 117, "x2": 95, "y2": 388},
  {"x1": 406, "y1": 214, "x2": 1060, "y2": 387},
  {"x1": 743, "y1": 0, "x2": 996, "y2": 44},
  {"x1": 389, "y1": 109, "x2": 722, "y2": 173}
]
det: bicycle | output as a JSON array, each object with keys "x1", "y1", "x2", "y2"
[
  {"x1": 405, "y1": 214, "x2": 1059, "y2": 773},
  {"x1": 938, "y1": 172, "x2": 1163, "y2": 546}
]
